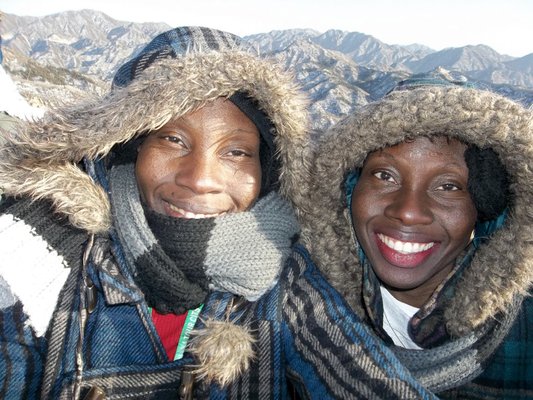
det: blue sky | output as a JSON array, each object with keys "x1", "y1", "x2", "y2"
[{"x1": 2, "y1": 0, "x2": 532, "y2": 57}]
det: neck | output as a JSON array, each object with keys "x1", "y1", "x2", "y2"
[{"x1": 382, "y1": 263, "x2": 455, "y2": 308}]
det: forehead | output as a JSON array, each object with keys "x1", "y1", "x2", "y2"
[
  {"x1": 186, "y1": 98, "x2": 247, "y2": 119},
  {"x1": 146, "y1": 98, "x2": 260, "y2": 141},
  {"x1": 368, "y1": 136, "x2": 468, "y2": 164},
  {"x1": 177, "y1": 98, "x2": 259, "y2": 132}
]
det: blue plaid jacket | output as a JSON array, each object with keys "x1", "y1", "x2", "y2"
[{"x1": 0, "y1": 198, "x2": 435, "y2": 400}]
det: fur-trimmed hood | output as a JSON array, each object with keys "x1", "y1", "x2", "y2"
[
  {"x1": 0, "y1": 50, "x2": 310, "y2": 234},
  {"x1": 298, "y1": 85, "x2": 533, "y2": 337}
]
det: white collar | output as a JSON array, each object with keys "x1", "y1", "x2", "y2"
[{"x1": 380, "y1": 286, "x2": 422, "y2": 350}]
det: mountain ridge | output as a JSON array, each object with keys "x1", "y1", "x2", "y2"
[{"x1": 2, "y1": 9, "x2": 532, "y2": 130}]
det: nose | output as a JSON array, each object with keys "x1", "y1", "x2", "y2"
[
  {"x1": 384, "y1": 188, "x2": 434, "y2": 226},
  {"x1": 175, "y1": 152, "x2": 224, "y2": 195}
]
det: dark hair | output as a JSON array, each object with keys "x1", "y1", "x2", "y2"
[
  {"x1": 464, "y1": 145, "x2": 511, "y2": 221},
  {"x1": 229, "y1": 92, "x2": 278, "y2": 196}
]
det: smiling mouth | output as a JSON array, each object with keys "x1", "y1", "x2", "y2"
[
  {"x1": 377, "y1": 233, "x2": 435, "y2": 254},
  {"x1": 167, "y1": 203, "x2": 226, "y2": 219}
]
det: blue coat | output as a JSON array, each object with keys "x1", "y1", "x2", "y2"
[{"x1": 0, "y1": 198, "x2": 435, "y2": 399}]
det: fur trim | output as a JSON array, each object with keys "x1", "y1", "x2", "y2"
[
  {"x1": 0, "y1": 51, "x2": 309, "y2": 233},
  {"x1": 188, "y1": 318, "x2": 255, "y2": 387},
  {"x1": 298, "y1": 86, "x2": 533, "y2": 336},
  {"x1": 0, "y1": 160, "x2": 110, "y2": 233}
]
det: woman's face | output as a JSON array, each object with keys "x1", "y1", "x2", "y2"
[
  {"x1": 351, "y1": 136, "x2": 477, "y2": 307},
  {"x1": 136, "y1": 97, "x2": 262, "y2": 218}
]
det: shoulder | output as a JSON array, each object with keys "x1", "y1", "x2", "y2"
[
  {"x1": 282, "y1": 243, "x2": 341, "y2": 295},
  {"x1": 281, "y1": 243, "x2": 357, "y2": 316},
  {"x1": 282, "y1": 243, "x2": 320, "y2": 279}
]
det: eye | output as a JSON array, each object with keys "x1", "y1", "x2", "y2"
[
  {"x1": 436, "y1": 183, "x2": 461, "y2": 191},
  {"x1": 373, "y1": 170, "x2": 396, "y2": 183},
  {"x1": 228, "y1": 149, "x2": 254, "y2": 158},
  {"x1": 162, "y1": 135, "x2": 185, "y2": 145}
]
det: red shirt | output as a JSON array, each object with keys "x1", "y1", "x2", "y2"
[{"x1": 151, "y1": 308, "x2": 188, "y2": 360}]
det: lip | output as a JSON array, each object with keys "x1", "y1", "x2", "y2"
[
  {"x1": 375, "y1": 232, "x2": 439, "y2": 268},
  {"x1": 163, "y1": 201, "x2": 228, "y2": 219}
]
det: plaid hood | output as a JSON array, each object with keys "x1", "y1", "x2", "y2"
[
  {"x1": 298, "y1": 85, "x2": 533, "y2": 337},
  {"x1": 0, "y1": 27, "x2": 310, "y2": 234}
]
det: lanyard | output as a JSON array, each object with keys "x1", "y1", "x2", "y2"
[
  {"x1": 149, "y1": 304, "x2": 204, "y2": 361},
  {"x1": 174, "y1": 304, "x2": 203, "y2": 361}
]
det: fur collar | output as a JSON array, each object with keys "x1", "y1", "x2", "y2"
[{"x1": 298, "y1": 86, "x2": 533, "y2": 336}]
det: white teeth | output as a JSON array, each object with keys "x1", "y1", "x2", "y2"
[
  {"x1": 377, "y1": 233, "x2": 434, "y2": 254},
  {"x1": 168, "y1": 203, "x2": 224, "y2": 219}
]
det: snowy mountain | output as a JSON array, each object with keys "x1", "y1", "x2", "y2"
[
  {"x1": 2, "y1": 9, "x2": 170, "y2": 79},
  {"x1": 246, "y1": 30, "x2": 533, "y2": 89},
  {"x1": 1, "y1": 9, "x2": 532, "y2": 130},
  {"x1": 0, "y1": 64, "x2": 44, "y2": 120}
]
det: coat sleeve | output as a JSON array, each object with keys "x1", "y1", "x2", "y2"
[
  {"x1": 0, "y1": 198, "x2": 81, "y2": 399},
  {"x1": 281, "y1": 244, "x2": 437, "y2": 400},
  {"x1": 0, "y1": 286, "x2": 45, "y2": 399},
  {"x1": 0, "y1": 199, "x2": 46, "y2": 399}
]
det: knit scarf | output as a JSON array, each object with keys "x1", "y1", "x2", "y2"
[
  {"x1": 109, "y1": 163, "x2": 299, "y2": 314},
  {"x1": 391, "y1": 294, "x2": 522, "y2": 393}
]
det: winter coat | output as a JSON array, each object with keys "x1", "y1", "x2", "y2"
[
  {"x1": 0, "y1": 27, "x2": 435, "y2": 400},
  {"x1": 298, "y1": 83, "x2": 533, "y2": 399},
  {"x1": 0, "y1": 196, "x2": 433, "y2": 399}
]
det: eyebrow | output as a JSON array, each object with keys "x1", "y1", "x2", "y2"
[{"x1": 228, "y1": 128, "x2": 260, "y2": 136}]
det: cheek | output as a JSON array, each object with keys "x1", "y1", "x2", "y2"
[
  {"x1": 351, "y1": 191, "x2": 372, "y2": 243},
  {"x1": 135, "y1": 148, "x2": 166, "y2": 201},
  {"x1": 225, "y1": 162, "x2": 262, "y2": 210},
  {"x1": 445, "y1": 202, "x2": 478, "y2": 244},
  {"x1": 351, "y1": 187, "x2": 379, "y2": 227}
]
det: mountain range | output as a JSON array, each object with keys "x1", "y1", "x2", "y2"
[{"x1": 2, "y1": 9, "x2": 532, "y2": 130}]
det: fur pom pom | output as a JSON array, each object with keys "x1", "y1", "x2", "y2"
[{"x1": 188, "y1": 319, "x2": 255, "y2": 387}]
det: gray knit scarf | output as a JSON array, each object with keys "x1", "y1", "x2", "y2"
[
  {"x1": 391, "y1": 292, "x2": 522, "y2": 393},
  {"x1": 109, "y1": 163, "x2": 299, "y2": 314}
]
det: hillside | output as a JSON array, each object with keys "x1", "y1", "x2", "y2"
[{"x1": 2, "y1": 10, "x2": 532, "y2": 129}]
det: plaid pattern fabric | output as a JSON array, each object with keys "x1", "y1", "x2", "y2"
[
  {"x1": 0, "y1": 198, "x2": 87, "y2": 399},
  {"x1": 0, "y1": 197, "x2": 438, "y2": 399},
  {"x1": 112, "y1": 26, "x2": 247, "y2": 88},
  {"x1": 439, "y1": 294, "x2": 533, "y2": 400}
]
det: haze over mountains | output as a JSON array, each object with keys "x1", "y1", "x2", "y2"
[{"x1": 2, "y1": 9, "x2": 532, "y2": 129}]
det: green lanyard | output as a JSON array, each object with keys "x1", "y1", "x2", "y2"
[
  {"x1": 149, "y1": 304, "x2": 204, "y2": 361},
  {"x1": 174, "y1": 304, "x2": 203, "y2": 361}
]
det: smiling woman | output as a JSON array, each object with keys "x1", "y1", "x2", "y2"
[
  {"x1": 298, "y1": 76, "x2": 533, "y2": 398},
  {"x1": 351, "y1": 136, "x2": 478, "y2": 307}
]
